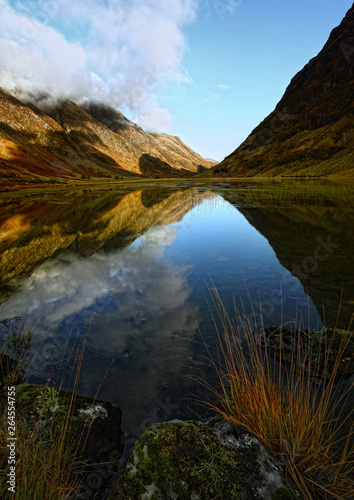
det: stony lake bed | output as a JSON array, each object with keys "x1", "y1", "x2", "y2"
[{"x1": 1, "y1": 179, "x2": 353, "y2": 498}]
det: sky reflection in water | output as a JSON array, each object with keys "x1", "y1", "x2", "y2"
[{"x1": 0, "y1": 189, "x2": 329, "y2": 431}]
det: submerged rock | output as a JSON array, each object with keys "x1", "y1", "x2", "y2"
[
  {"x1": 108, "y1": 420, "x2": 301, "y2": 500},
  {"x1": 261, "y1": 327, "x2": 354, "y2": 381}
]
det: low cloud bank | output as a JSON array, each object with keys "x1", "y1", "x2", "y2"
[{"x1": 0, "y1": 0, "x2": 198, "y2": 131}]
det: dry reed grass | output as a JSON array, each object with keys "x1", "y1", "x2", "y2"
[
  {"x1": 199, "y1": 287, "x2": 354, "y2": 499},
  {"x1": 0, "y1": 324, "x2": 91, "y2": 499}
]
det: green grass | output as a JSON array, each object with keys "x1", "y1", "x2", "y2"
[
  {"x1": 196, "y1": 443, "x2": 222, "y2": 487},
  {"x1": 199, "y1": 288, "x2": 354, "y2": 499},
  {"x1": 223, "y1": 181, "x2": 354, "y2": 208}
]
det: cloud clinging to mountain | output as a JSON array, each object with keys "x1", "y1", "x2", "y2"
[{"x1": 0, "y1": 0, "x2": 198, "y2": 131}]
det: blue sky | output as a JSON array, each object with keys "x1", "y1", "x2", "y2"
[
  {"x1": 165, "y1": 0, "x2": 353, "y2": 160},
  {"x1": 1, "y1": 0, "x2": 352, "y2": 160}
]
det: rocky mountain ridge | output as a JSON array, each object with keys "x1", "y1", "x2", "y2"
[
  {"x1": 212, "y1": 4, "x2": 354, "y2": 178},
  {"x1": 0, "y1": 89, "x2": 215, "y2": 186}
]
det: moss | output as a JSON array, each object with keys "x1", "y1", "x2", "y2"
[
  {"x1": 272, "y1": 486, "x2": 297, "y2": 500},
  {"x1": 11, "y1": 383, "x2": 124, "y2": 498},
  {"x1": 109, "y1": 421, "x2": 266, "y2": 499}
]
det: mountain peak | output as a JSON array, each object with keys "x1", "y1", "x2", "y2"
[
  {"x1": 213, "y1": 4, "x2": 354, "y2": 178},
  {"x1": 0, "y1": 93, "x2": 213, "y2": 186}
]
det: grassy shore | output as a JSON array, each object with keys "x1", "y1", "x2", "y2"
[
  {"x1": 199, "y1": 289, "x2": 354, "y2": 499},
  {"x1": 0, "y1": 325, "x2": 90, "y2": 499}
]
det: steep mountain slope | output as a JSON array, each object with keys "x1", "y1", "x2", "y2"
[
  {"x1": 213, "y1": 4, "x2": 354, "y2": 178},
  {"x1": 0, "y1": 89, "x2": 87, "y2": 182},
  {"x1": 0, "y1": 90, "x2": 214, "y2": 185},
  {"x1": 149, "y1": 133, "x2": 216, "y2": 172},
  {"x1": 57, "y1": 101, "x2": 216, "y2": 175}
]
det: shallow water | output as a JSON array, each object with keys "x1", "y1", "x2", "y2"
[{"x1": 0, "y1": 182, "x2": 353, "y2": 438}]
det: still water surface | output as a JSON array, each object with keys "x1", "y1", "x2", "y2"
[{"x1": 0, "y1": 182, "x2": 353, "y2": 436}]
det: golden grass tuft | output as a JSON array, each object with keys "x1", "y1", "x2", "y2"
[
  {"x1": 0, "y1": 324, "x2": 91, "y2": 499},
  {"x1": 199, "y1": 288, "x2": 354, "y2": 499}
]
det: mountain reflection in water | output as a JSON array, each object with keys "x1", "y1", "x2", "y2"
[{"x1": 0, "y1": 182, "x2": 353, "y2": 431}]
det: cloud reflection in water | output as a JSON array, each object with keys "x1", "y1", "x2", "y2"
[{"x1": 0, "y1": 223, "x2": 200, "y2": 426}]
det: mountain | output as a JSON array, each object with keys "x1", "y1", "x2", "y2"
[
  {"x1": 212, "y1": 4, "x2": 354, "y2": 178},
  {"x1": 0, "y1": 90, "x2": 215, "y2": 186}
]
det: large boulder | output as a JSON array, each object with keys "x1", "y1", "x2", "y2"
[{"x1": 109, "y1": 420, "x2": 301, "y2": 500}]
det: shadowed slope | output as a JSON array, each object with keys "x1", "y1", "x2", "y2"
[
  {"x1": 212, "y1": 4, "x2": 354, "y2": 178},
  {"x1": 0, "y1": 91, "x2": 213, "y2": 185}
]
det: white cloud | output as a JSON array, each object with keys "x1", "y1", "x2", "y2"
[
  {"x1": 205, "y1": 83, "x2": 232, "y2": 101},
  {"x1": 216, "y1": 83, "x2": 232, "y2": 92},
  {"x1": 0, "y1": 222, "x2": 199, "y2": 413},
  {"x1": 135, "y1": 101, "x2": 174, "y2": 132},
  {"x1": 198, "y1": 0, "x2": 242, "y2": 20},
  {"x1": 213, "y1": 0, "x2": 242, "y2": 19},
  {"x1": 0, "y1": 0, "x2": 198, "y2": 131}
]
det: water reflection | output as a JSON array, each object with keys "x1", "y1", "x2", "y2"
[
  {"x1": 0, "y1": 182, "x2": 353, "y2": 432},
  {"x1": 0, "y1": 185, "x2": 209, "y2": 300},
  {"x1": 233, "y1": 204, "x2": 354, "y2": 328},
  {"x1": 1, "y1": 224, "x2": 199, "y2": 427},
  {"x1": 0, "y1": 185, "x2": 211, "y2": 427},
  {"x1": 0, "y1": 226, "x2": 184, "y2": 325}
]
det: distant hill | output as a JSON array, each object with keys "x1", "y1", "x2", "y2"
[
  {"x1": 0, "y1": 90, "x2": 215, "y2": 186},
  {"x1": 212, "y1": 4, "x2": 354, "y2": 178}
]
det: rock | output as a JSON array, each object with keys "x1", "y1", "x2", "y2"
[
  {"x1": 261, "y1": 327, "x2": 354, "y2": 381},
  {"x1": 108, "y1": 420, "x2": 301, "y2": 500},
  {"x1": 15, "y1": 383, "x2": 125, "y2": 498}
]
